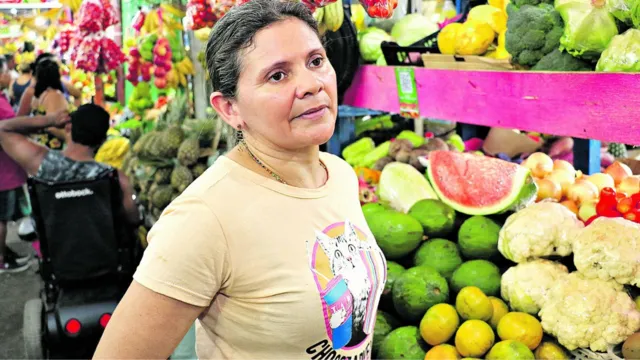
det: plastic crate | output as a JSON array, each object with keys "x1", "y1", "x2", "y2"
[{"x1": 380, "y1": 12, "x2": 468, "y2": 66}]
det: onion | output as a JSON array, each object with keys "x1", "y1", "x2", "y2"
[
  {"x1": 560, "y1": 199, "x2": 579, "y2": 215},
  {"x1": 524, "y1": 152, "x2": 554, "y2": 178},
  {"x1": 567, "y1": 180, "x2": 599, "y2": 206},
  {"x1": 578, "y1": 200, "x2": 598, "y2": 222},
  {"x1": 585, "y1": 173, "x2": 615, "y2": 193},
  {"x1": 601, "y1": 152, "x2": 615, "y2": 168},
  {"x1": 604, "y1": 161, "x2": 633, "y2": 185},
  {"x1": 618, "y1": 175, "x2": 640, "y2": 196},
  {"x1": 553, "y1": 160, "x2": 575, "y2": 176},
  {"x1": 546, "y1": 169, "x2": 576, "y2": 196},
  {"x1": 535, "y1": 178, "x2": 562, "y2": 202}
]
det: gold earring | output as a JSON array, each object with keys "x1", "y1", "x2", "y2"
[{"x1": 236, "y1": 124, "x2": 244, "y2": 143}]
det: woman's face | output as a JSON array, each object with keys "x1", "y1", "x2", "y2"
[{"x1": 231, "y1": 18, "x2": 337, "y2": 150}]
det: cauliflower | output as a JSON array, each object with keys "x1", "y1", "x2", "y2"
[
  {"x1": 539, "y1": 272, "x2": 640, "y2": 352},
  {"x1": 501, "y1": 259, "x2": 569, "y2": 314},
  {"x1": 498, "y1": 202, "x2": 584, "y2": 263},
  {"x1": 573, "y1": 217, "x2": 640, "y2": 286}
]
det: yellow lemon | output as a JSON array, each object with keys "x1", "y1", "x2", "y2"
[
  {"x1": 486, "y1": 340, "x2": 535, "y2": 360},
  {"x1": 437, "y1": 23, "x2": 463, "y2": 55},
  {"x1": 634, "y1": 295, "x2": 640, "y2": 310},
  {"x1": 420, "y1": 303, "x2": 460, "y2": 346},
  {"x1": 534, "y1": 340, "x2": 570, "y2": 360},
  {"x1": 488, "y1": 297, "x2": 509, "y2": 329},
  {"x1": 455, "y1": 286, "x2": 494, "y2": 321},
  {"x1": 468, "y1": 5, "x2": 507, "y2": 34},
  {"x1": 454, "y1": 320, "x2": 495, "y2": 358},
  {"x1": 488, "y1": 0, "x2": 510, "y2": 12},
  {"x1": 425, "y1": 344, "x2": 461, "y2": 360},
  {"x1": 496, "y1": 312, "x2": 543, "y2": 350},
  {"x1": 454, "y1": 21, "x2": 496, "y2": 56}
]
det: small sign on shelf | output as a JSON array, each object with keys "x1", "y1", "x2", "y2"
[{"x1": 394, "y1": 67, "x2": 420, "y2": 119}]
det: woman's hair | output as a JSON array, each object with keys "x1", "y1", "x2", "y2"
[
  {"x1": 34, "y1": 59, "x2": 64, "y2": 98},
  {"x1": 30, "y1": 52, "x2": 55, "y2": 73},
  {"x1": 205, "y1": 0, "x2": 318, "y2": 99}
]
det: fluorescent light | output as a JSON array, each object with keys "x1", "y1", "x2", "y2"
[{"x1": 0, "y1": 2, "x2": 62, "y2": 10}]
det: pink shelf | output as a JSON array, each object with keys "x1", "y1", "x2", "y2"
[{"x1": 343, "y1": 65, "x2": 640, "y2": 146}]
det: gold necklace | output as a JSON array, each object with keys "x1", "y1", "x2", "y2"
[{"x1": 240, "y1": 140, "x2": 327, "y2": 185}]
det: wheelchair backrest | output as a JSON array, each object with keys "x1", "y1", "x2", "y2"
[{"x1": 28, "y1": 170, "x2": 124, "y2": 282}]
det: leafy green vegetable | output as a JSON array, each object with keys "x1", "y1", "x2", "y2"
[
  {"x1": 505, "y1": 4, "x2": 565, "y2": 67},
  {"x1": 358, "y1": 27, "x2": 391, "y2": 62},
  {"x1": 596, "y1": 29, "x2": 640, "y2": 72},
  {"x1": 389, "y1": 14, "x2": 440, "y2": 47},
  {"x1": 555, "y1": 0, "x2": 619, "y2": 60}
]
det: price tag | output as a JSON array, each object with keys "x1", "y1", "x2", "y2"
[{"x1": 394, "y1": 67, "x2": 420, "y2": 119}]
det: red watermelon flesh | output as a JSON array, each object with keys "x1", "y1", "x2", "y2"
[{"x1": 427, "y1": 151, "x2": 537, "y2": 215}]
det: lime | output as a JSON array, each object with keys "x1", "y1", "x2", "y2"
[
  {"x1": 425, "y1": 344, "x2": 461, "y2": 360},
  {"x1": 488, "y1": 297, "x2": 509, "y2": 329},
  {"x1": 485, "y1": 340, "x2": 535, "y2": 360},
  {"x1": 455, "y1": 286, "x2": 493, "y2": 321},
  {"x1": 454, "y1": 320, "x2": 495, "y2": 358},
  {"x1": 420, "y1": 303, "x2": 460, "y2": 346},
  {"x1": 496, "y1": 312, "x2": 543, "y2": 350}
]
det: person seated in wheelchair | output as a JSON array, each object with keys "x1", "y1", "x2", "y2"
[
  {"x1": 1, "y1": 104, "x2": 141, "y2": 359},
  {"x1": 0, "y1": 104, "x2": 138, "y2": 224}
]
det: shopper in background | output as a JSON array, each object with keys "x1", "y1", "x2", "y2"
[
  {"x1": 0, "y1": 104, "x2": 139, "y2": 224},
  {"x1": 9, "y1": 54, "x2": 34, "y2": 109},
  {"x1": 15, "y1": 52, "x2": 82, "y2": 117},
  {"x1": 94, "y1": 1, "x2": 387, "y2": 359},
  {"x1": 24, "y1": 59, "x2": 69, "y2": 150},
  {"x1": 0, "y1": 55, "x2": 31, "y2": 273}
]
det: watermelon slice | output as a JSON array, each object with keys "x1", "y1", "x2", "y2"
[{"x1": 426, "y1": 151, "x2": 537, "y2": 215}]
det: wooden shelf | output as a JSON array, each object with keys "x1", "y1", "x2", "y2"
[{"x1": 343, "y1": 65, "x2": 640, "y2": 146}]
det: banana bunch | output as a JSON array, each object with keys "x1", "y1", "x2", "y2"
[
  {"x1": 160, "y1": 3, "x2": 186, "y2": 19},
  {"x1": 143, "y1": 9, "x2": 161, "y2": 34},
  {"x1": 95, "y1": 137, "x2": 131, "y2": 169},
  {"x1": 60, "y1": 0, "x2": 82, "y2": 13},
  {"x1": 174, "y1": 57, "x2": 196, "y2": 87},
  {"x1": 318, "y1": 0, "x2": 344, "y2": 32}
]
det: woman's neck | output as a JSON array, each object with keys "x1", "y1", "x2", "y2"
[{"x1": 232, "y1": 136, "x2": 327, "y2": 189}]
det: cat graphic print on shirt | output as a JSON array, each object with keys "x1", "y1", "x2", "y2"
[{"x1": 306, "y1": 219, "x2": 387, "y2": 358}]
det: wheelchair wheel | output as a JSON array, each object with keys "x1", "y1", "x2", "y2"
[{"x1": 23, "y1": 298, "x2": 44, "y2": 360}]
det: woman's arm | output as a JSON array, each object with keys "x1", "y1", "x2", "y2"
[
  {"x1": 93, "y1": 281, "x2": 204, "y2": 359},
  {"x1": 94, "y1": 196, "x2": 229, "y2": 358},
  {"x1": 61, "y1": 79, "x2": 82, "y2": 105},
  {"x1": 16, "y1": 86, "x2": 34, "y2": 116}
]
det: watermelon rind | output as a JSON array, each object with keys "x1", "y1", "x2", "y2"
[{"x1": 426, "y1": 154, "x2": 538, "y2": 216}]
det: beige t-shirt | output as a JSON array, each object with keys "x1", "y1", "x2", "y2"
[{"x1": 133, "y1": 152, "x2": 387, "y2": 360}]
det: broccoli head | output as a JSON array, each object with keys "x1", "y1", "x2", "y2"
[
  {"x1": 510, "y1": 0, "x2": 553, "y2": 8},
  {"x1": 532, "y1": 48, "x2": 595, "y2": 71},
  {"x1": 505, "y1": 4, "x2": 565, "y2": 67}
]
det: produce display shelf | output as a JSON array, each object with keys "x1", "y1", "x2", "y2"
[{"x1": 342, "y1": 65, "x2": 640, "y2": 173}]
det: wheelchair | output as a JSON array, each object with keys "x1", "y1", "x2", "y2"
[{"x1": 22, "y1": 169, "x2": 141, "y2": 359}]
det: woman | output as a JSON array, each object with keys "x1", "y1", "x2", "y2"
[
  {"x1": 94, "y1": 1, "x2": 387, "y2": 359},
  {"x1": 27, "y1": 59, "x2": 69, "y2": 150},
  {"x1": 15, "y1": 53, "x2": 82, "y2": 117},
  {"x1": 9, "y1": 55, "x2": 33, "y2": 109}
]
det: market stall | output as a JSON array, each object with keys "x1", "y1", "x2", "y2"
[
  {"x1": 4, "y1": 0, "x2": 640, "y2": 358},
  {"x1": 310, "y1": 0, "x2": 640, "y2": 359}
]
